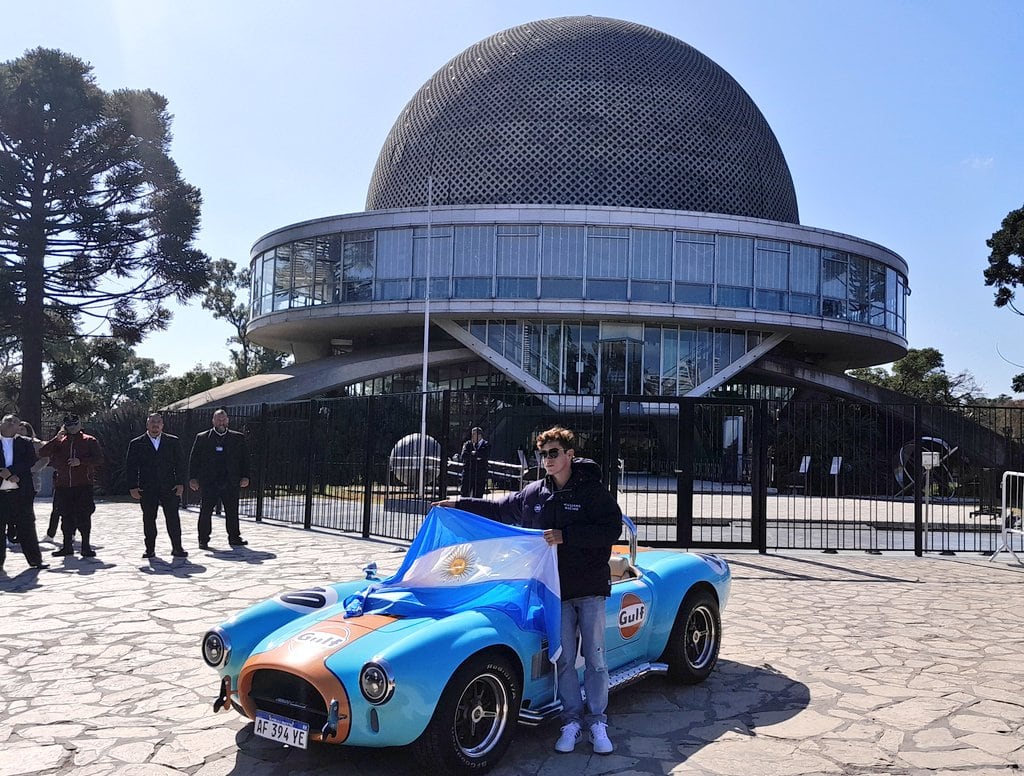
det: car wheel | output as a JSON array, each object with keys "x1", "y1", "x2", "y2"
[
  {"x1": 662, "y1": 589, "x2": 721, "y2": 684},
  {"x1": 411, "y1": 652, "x2": 521, "y2": 773}
]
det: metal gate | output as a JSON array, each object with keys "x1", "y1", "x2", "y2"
[{"x1": 607, "y1": 396, "x2": 766, "y2": 550}]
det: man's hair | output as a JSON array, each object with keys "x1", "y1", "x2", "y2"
[
  {"x1": 471, "y1": 426, "x2": 483, "y2": 435},
  {"x1": 214, "y1": 407, "x2": 229, "y2": 416},
  {"x1": 536, "y1": 426, "x2": 575, "y2": 450},
  {"x1": 1, "y1": 413, "x2": 20, "y2": 425},
  {"x1": 18, "y1": 420, "x2": 36, "y2": 437},
  {"x1": 147, "y1": 411, "x2": 164, "y2": 421}
]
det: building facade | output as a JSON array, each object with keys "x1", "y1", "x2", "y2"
[{"x1": 240, "y1": 16, "x2": 908, "y2": 406}]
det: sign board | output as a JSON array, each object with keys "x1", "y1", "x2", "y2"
[
  {"x1": 799, "y1": 455, "x2": 811, "y2": 474},
  {"x1": 830, "y1": 456, "x2": 842, "y2": 475},
  {"x1": 920, "y1": 451, "x2": 941, "y2": 470}
]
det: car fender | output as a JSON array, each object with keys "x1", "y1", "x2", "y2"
[{"x1": 339, "y1": 607, "x2": 534, "y2": 747}]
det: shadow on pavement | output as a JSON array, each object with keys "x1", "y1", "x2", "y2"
[{"x1": 206, "y1": 659, "x2": 808, "y2": 775}]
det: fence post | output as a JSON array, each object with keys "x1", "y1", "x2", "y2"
[
  {"x1": 602, "y1": 394, "x2": 616, "y2": 491},
  {"x1": 753, "y1": 400, "x2": 769, "y2": 554},
  {"x1": 913, "y1": 404, "x2": 923, "y2": 557},
  {"x1": 439, "y1": 389, "x2": 451, "y2": 501},
  {"x1": 255, "y1": 402, "x2": 269, "y2": 522},
  {"x1": 361, "y1": 396, "x2": 376, "y2": 539},
  {"x1": 303, "y1": 399, "x2": 316, "y2": 530}
]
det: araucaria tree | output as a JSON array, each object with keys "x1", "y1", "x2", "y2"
[
  {"x1": 983, "y1": 204, "x2": 1024, "y2": 390},
  {"x1": 0, "y1": 48, "x2": 210, "y2": 430}
]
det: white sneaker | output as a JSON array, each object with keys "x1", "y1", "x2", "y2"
[
  {"x1": 554, "y1": 721, "x2": 582, "y2": 753},
  {"x1": 589, "y1": 721, "x2": 613, "y2": 754}
]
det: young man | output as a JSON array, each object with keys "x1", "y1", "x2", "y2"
[
  {"x1": 436, "y1": 425, "x2": 622, "y2": 755},
  {"x1": 39, "y1": 414, "x2": 103, "y2": 559},
  {"x1": 188, "y1": 407, "x2": 251, "y2": 549},
  {"x1": 125, "y1": 412, "x2": 188, "y2": 559}
]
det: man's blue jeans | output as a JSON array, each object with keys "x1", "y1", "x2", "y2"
[{"x1": 555, "y1": 595, "x2": 608, "y2": 726}]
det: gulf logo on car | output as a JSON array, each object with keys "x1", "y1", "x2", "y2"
[{"x1": 617, "y1": 592, "x2": 646, "y2": 639}]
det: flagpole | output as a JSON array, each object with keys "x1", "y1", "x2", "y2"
[{"x1": 418, "y1": 176, "x2": 433, "y2": 498}]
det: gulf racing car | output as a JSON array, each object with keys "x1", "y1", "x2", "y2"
[{"x1": 200, "y1": 509, "x2": 730, "y2": 773}]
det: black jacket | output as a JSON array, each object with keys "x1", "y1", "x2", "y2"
[
  {"x1": 189, "y1": 428, "x2": 250, "y2": 487},
  {"x1": 1, "y1": 435, "x2": 37, "y2": 494},
  {"x1": 456, "y1": 458, "x2": 623, "y2": 600},
  {"x1": 125, "y1": 433, "x2": 186, "y2": 492}
]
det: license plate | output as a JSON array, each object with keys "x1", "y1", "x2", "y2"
[{"x1": 254, "y1": 710, "x2": 309, "y2": 749}]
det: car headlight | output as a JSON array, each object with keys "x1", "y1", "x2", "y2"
[
  {"x1": 202, "y1": 628, "x2": 231, "y2": 668},
  {"x1": 359, "y1": 660, "x2": 395, "y2": 705}
]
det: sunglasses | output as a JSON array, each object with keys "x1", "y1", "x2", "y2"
[{"x1": 537, "y1": 447, "x2": 565, "y2": 460}]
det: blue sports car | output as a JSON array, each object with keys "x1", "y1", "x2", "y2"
[{"x1": 201, "y1": 508, "x2": 730, "y2": 773}]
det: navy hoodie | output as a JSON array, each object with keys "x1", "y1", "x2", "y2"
[{"x1": 454, "y1": 457, "x2": 623, "y2": 600}]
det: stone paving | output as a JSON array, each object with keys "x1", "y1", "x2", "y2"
[{"x1": 0, "y1": 499, "x2": 1022, "y2": 776}]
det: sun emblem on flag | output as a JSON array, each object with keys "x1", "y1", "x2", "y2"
[{"x1": 435, "y1": 544, "x2": 478, "y2": 583}]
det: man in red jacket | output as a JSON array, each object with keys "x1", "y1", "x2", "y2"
[{"x1": 38, "y1": 414, "x2": 103, "y2": 559}]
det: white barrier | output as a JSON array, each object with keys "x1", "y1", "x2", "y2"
[{"x1": 990, "y1": 471, "x2": 1024, "y2": 564}]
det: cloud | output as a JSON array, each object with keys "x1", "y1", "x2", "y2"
[{"x1": 961, "y1": 155, "x2": 995, "y2": 169}]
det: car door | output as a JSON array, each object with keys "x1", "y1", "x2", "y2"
[{"x1": 603, "y1": 575, "x2": 654, "y2": 669}]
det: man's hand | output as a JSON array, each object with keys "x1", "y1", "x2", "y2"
[
  {"x1": 543, "y1": 529, "x2": 564, "y2": 545},
  {"x1": 174, "y1": 485, "x2": 183, "y2": 498},
  {"x1": 68, "y1": 457, "x2": 81, "y2": 467},
  {"x1": 0, "y1": 467, "x2": 10, "y2": 480},
  {"x1": 240, "y1": 477, "x2": 250, "y2": 488},
  {"x1": 130, "y1": 488, "x2": 141, "y2": 499},
  {"x1": 432, "y1": 499, "x2": 458, "y2": 507},
  {"x1": 189, "y1": 478, "x2": 200, "y2": 491}
]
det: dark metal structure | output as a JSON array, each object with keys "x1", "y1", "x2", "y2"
[{"x1": 160, "y1": 391, "x2": 1024, "y2": 558}]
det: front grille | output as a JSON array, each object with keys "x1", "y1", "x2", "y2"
[{"x1": 248, "y1": 669, "x2": 329, "y2": 728}]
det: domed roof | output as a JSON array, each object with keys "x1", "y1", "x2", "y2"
[{"x1": 366, "y1": 16, "x2": 799, "y2": 223}]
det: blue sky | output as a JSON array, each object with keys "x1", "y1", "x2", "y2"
[{"x1": 4, "y1": 1, "x2": 1023, "y2": 396}]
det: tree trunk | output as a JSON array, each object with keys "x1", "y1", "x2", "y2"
[{"x1": 20, "y1": 179, "x2": 47, "y2": 434}]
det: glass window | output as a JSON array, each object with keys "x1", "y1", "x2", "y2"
[
  {"x1": 822, "y1": 250, "x2": 848, "y2": 300},
  {"x1": 632, "y1": 281, "x2": 670, "y2": 302},
  {"x1": 541, "y1": 277, "x2": 582, "y2": 298},
  {"x1": 718, "y1": 236, "x2": 753, "y2": 288},
  {"x1": 643, "y1": 326, "x2": 661, "y2": 395},
  {"x1": 589, "y1": 279, "x2": 627, "y2": 301},
  {"x1": 292, "y1": 239, "x2": 315, "y2": 306},
  {"x1": 541, "y1": 323, "x2": 563, "y2": 392},
  {"x1": 454, "y1": 226, "x2": 494, "y2": 275},
  {"x1": 497, "y1": 225, "x2": 538, "y2": 276},
  {"x1": 564, "y1": 323, "x2": 580, "y2": 394},
  {"x1": 272, "y1": 244, "x2": 292, "y2": 311},
  {"x1": 312, "y1": 237, "x2": 334, "y2": 304},
  {"x1": 587, "y1": 226, "x2": 629, "y2": 278},
  {"x1": 675, "y1": 236, "x2": 714, "y2": 284},
  {"x1": 541, "y1": 226, "x2": 584, "y2": 277},
  {"x1": 523, "y1": 321, "x2": 541, "y2": 378},
  {"x1": 755, "y1": 290, "x2": 787, "y2": 311},
  {"x1": 632, "y1": 229, "x2": 672, "y2": 280},
  {"x1": 413, "y1": 225, "x2": 452, "y2": 298},
  {"x1": 790, "y1": 245, "x2": 820, "y2": 295},
  {"x1": 790, "y1": 294, "x2": 818, "y2": 315},
  {"x1": 718, "y1": 286, "x2": 752, "y2": 308},
  {"x1": 847, "y1": 256, "x2": 871, "y2": 323},
  {"x1": 342, "y1": 230, "x2": 374, "y2": 302},
  {"x1": 755, "y1": 242, "x2": 788, "y2": 291},
  {"x1": 676, "y1": 283, "x2": 712, "y2": 305},
  {"x1": 579, "y1": 324, "x2": 599, "y2": 394}
]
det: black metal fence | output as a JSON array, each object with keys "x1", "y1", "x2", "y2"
[{"x1": 159, "y1": 391, "x2": 1024, "y2": 557}]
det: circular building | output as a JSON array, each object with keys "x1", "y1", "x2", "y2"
[{"x1": 237, "y1": 16, "x2": 908, "y2": 408}]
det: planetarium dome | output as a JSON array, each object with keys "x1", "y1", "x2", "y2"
[{"x1": 366, "y1": 15, "x2": 799, "y2": 223}]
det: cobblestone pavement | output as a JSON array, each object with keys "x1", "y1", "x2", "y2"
[{"x1": 1, "y1": 499, "x2": 1022, "y2": 776}]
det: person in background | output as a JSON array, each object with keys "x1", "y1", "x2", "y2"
[
  {"x1": 435, "y1": 425, "x2": 622, "y2": 755},
  {"x1": 0, "y1": 413, "x2": 48, "y2": 571},
  {"x1": 459, "y1": 426, "x2": 490, "y2": 498},
  {"x1": 188, "y1": 407, "x2": 251, "y2": 549},
  {"x1": 39, "y1": 414, "x2": 102, "y2": 559},
  {"x1": 125, "y1": 412, "x2": 188, "y2": 559}
]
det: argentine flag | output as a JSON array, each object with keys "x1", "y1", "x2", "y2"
[{"x1": 345, "y1": 506, "x2": 563, "y2": 660}]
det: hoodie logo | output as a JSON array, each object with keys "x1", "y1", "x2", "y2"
[{"x1": 534, "y1": 505, "x2": 542, "y2": 512}]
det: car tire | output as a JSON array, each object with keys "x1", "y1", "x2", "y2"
[
  {"x1": 411, "y1": 652, "x2": 521, "y2": 773},
  {"x1": 662, "y1": 589, "x2": 721, "y2": 684}
]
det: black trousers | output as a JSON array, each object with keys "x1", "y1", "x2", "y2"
[
  {"x1": 141, "y1": 489, "x2": 184, "y2": 553},
  {"x1": 53, "y1": 485, "x2": 94, "y2": 550},
  {"x1": 197, "y1": 481, "x2": 241, "y2": 543},
  {"x1": 0, "y1": 489, "x2": 43, "y2": 567}
]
